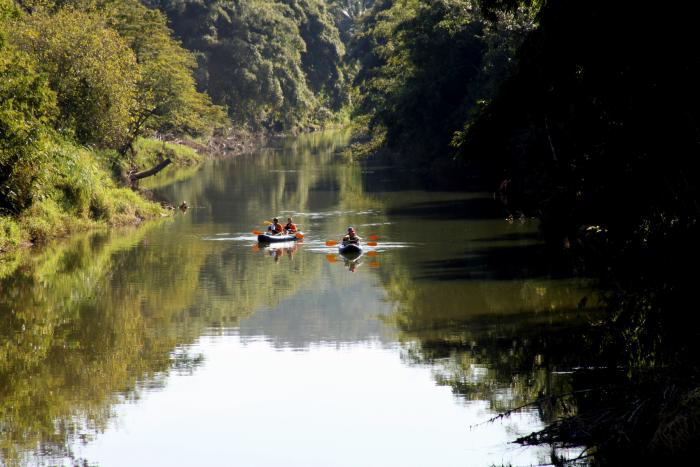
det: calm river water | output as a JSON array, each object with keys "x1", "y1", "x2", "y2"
[{"x1": 0, "y1": 131, "x2": 596, "y2": 466}]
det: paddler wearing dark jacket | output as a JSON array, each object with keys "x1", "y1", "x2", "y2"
[{"x1": 342, "y1": 227, "x2": 361, "y2": 244}]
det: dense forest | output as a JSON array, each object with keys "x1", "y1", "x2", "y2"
[
  {"x1": 3, "y1": 0, "x2": 700, "y2": 462},
  {"x1": 344, "y1": 0, "x2": 700, "y2": 463},
  {"x1": 0, "y1": 0, "x2": 352, "y2": 251}
]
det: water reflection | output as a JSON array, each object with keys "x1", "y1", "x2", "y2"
[{"x1": 0, "y1": 130, "x2": 597, "y2": 466}]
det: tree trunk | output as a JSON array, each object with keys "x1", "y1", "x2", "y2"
[{"x1": 129, "y1": 158, "x2": 172, "y2": 181}]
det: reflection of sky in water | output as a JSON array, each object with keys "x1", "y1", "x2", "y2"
[
  {"x1": 75, "y1": 337, "x2": 551, "y2": 467},
  {"x1": 236, "y1": 266, "x2": 395, "y2": 348}
]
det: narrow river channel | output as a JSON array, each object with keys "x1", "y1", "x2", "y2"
[{"x1": 0, "y1": 131, "x2": 596, "y2": 466}]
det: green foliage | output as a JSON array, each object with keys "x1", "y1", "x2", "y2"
[
  {"x1": 348, "y1": 0, "x2": 531, "y2": 166},
  {"x1": 103, "y1": 0, "x2": 227, "y2": 146},
  {"x1": 145, "y1": 0, "x2": 347, "y2": 131},
  {"x1": 132, "y1": 137, "x2": 200, "y2": 167},
  {"x1": 9, "y1": 8, "x2": 138, "y2": 148},
  {"x1": 12, "y1": 140, "x2": 164, "y2": 243},
  {"x1": 0, "y1": 216, "x2": 21, "y2": 251},
  {"x1": 326, "y1": 0, "x2": 375, "y2": 40},
  {"x1": 0, "y1": 34, "x2": 57, "y2": 214},
  {"x1": 281, "y1": 0, "x2": 347, "y2": 110},
  {"x1": 0, "y1": 0, "x2": 222, "y2": 248}
]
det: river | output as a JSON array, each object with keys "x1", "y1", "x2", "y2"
[{"x1": 0, "y1": 131, "x2": 597, "y2": 466}]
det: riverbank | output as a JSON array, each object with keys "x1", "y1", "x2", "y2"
[{"x1": 0, "y1": 130, "x2": 264, "y2": 256}]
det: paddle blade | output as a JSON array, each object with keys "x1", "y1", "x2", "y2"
[
  {"x1": 295, "y1": 232, "x2": 304, "y2": 239},
  {"x1": 263, "y1": 220, "x2": 273, "y2": 225},
  {"x1": 325, "y1": 240, "x2": 338, "y2": 246},
  {"x1": 368, "y1": 235, "x2": 380, "y2": 241},
  {"x1": 367, "y1": 251, "x2": 378, "y2": 257},
  {"x1": 326, "y1": 254, "x2": 337, "y2": 263},
  {"x1": 369, "y1": 261, "x2": 381, "y2": 268},
  {"x1": 252, "y1": 230, "x2": 263, "y2": 235},
  {"x1": 366, "y1": 241, "x2": 378, "y2": 247}
]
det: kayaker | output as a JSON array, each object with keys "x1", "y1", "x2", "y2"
[
  {"x1": 284, "y1": 217, "x2": 297, "y2": 233},
  {"x1": 267, "y1": 218, "x2": 284, "y2": 235},
  {"x1": 342, "y1": 227, "x2": 361, "y2": 245}
]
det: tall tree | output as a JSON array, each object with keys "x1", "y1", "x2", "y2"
[
  {"x1": 9, "y1": 7, "x2": 138, "y2": 148},
  {"x1": 102, "y1": 0, "x2": 227, "y2": 154}
]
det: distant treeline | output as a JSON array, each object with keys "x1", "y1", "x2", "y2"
[{"x1": 143, "y1": 0, "x2": 351, "y2": 131}]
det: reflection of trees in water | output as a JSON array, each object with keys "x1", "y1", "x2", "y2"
[
  {"x1": 379, "y1": 248, "x2": 600, "y2": 421},
  {"x1": 0, "y1": 130, "x2": 383, "y2": 465},
  {"x1": 0, "y1": 223, "x2": 199, "y2": 465}
]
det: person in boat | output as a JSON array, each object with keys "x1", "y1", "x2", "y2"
[
  {"x1": 284, "y1": 217, "x2": 297, "y2": 233},
  {"x1": 267, "y1": 218, "x2": 284, "y2": 235},
  {"x1": 342, "y1": 227, "x2": 361, "y2": 245}
]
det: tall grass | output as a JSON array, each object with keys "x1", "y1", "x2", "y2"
[{"x1": 1, "y1": 140, "x2": 166, "y2": 250}]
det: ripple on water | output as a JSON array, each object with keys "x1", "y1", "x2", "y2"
[{"x1": 201, "y1": 234, "x2": 257, "y2": 242}]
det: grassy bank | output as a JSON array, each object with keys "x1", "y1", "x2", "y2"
[
  {"x1": 0, "y1": 130, "x2": 265, "y2": 256},
  {"x1": 0, "y1": 137, "x2": 210, "y2": 255}
]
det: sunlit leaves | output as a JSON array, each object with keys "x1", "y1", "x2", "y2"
[
  {"x1": 0, "y1": 33, "x2": 57, "y2": 213},
  {"x1": 105, "y1": 0, "x2": 227, "y2": 142},
  {"x1": 9, "y1": 8, "x2": 138, "y2": 148}
]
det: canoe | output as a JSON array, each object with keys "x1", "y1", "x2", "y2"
[
  {"x1": 339, "y1": 243, "x2": 363, "y2": 255},
  {"x1": 257, "y1": 233, "x2": 301, "y2": 243}
]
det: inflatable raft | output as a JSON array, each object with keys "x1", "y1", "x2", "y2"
[
  {"x1": 338, "y1": 243, "x2": 363, "y2": 255},
  {"x1": 257, "y1": 233, "x2": 301, "y2": 243}
]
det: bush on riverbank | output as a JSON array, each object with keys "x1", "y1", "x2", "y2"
[
  {"x1": 1, "y1": 139, "x2": 165, "y2": 251},
  {"x1": 132, "y1": 138, "x2": 201, "y2": 168},
  {"x1": 0, "y1": 217, "x2": 20, "y2": 252}
]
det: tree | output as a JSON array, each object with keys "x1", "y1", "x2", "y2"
[
  {"x1": 0, "y1": 3, "x2": 57, "y2": 213},
  {"x1": 9, "y1": 8, "x2": 138, "y2": 148},
  {"x1": 144, "y1": 0, "x2": 347, "y2": 131},
  {"x1": 102, "y1": 0, "x2": 227, "y2": 155}
]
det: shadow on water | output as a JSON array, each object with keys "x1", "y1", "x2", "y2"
[
  {"x1": 416, "y1": 243, "x2": 576, "y2": 281},
  {"x1": 387, "y1": 197, "x2": 505, "y2": 220},
  {"x1": 471, "y1": 231, "x2": 539, "y2": 243}
]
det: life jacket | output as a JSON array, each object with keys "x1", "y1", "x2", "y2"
[
  {"x1": 269, "y1": 223, "x2": 283, "y2": 234},
  {"x1": 284, "y1": 223, "x2": 297, "y2": 232}
]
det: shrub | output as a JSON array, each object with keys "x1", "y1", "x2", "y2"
[{"x1": 0, "y1": 216, "x2": 20, "y2": 251}]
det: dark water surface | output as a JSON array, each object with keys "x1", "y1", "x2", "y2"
[{"x1": 0, "y1": 131, "x2": 597, "y2": 466}]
